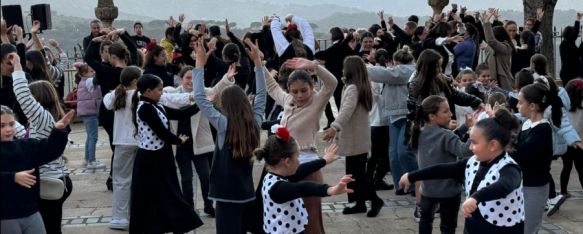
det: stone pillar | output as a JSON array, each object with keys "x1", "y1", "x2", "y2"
[
  {"x1": 95, "y1": 0, "x2": 118, "y2": 28},
  {"x1": 428, "y1": 0, "x2": 449, "y2": 15}
]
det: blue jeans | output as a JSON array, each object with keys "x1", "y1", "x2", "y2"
[
  {"x1": 82, "y1": 115, "x2": 99, "y2": 163},
  {"x1": 389, "y1": 118, "x2": 418, "y2": 192}
]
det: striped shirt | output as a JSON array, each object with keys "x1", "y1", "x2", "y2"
[{"x1": 13, "y1": 70, "x2": 69, "y2": 178}]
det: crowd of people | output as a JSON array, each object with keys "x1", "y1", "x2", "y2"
[{"x1": 1, "y1": 3, "x2": 583, "y2": 234}]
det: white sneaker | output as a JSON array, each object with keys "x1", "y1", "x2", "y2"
[
  {"x1": 86, "y1": 161, "x2": 106, "y2": 169},
  {"x1": 109, "y1": 218, "x2": 129, "y2": 230},
  {"x1": 547, "y1": 194, "x2": 567, "y2": 217}
]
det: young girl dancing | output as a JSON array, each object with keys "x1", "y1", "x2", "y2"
[
  {"x1": 256, "y1": 127, "x2": 353, "y2": 234},
  {"x1": 400, "y1": 108, "x2": 524, "y2": 233},
  {"x1": 193, "y1": 37, "x2": 266, "y2": 234}
]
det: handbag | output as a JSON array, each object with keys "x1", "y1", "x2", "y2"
[
  {"x1": 39, "y1": 177, "x2": 65, "y2": 200},
  {"x1": 39, "y1": 157, "x2": 67, "y2": 200}
]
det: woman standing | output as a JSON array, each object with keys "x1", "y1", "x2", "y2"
[
  {"x1": 480, "y1": 9, "x2": 515, "y2": 91},
  {"x1": 323, "y1": 55, "x2": 384, "y2": 217}
]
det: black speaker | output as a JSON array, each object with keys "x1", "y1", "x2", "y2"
[
  {"x1": 31, "y1": 4, "x2": 51, "y2": 31},
  {"x1": 1, "y1": 5, "x2": 25, "y2": 33}
]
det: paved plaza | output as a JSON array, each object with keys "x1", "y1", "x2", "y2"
[{"x1": 60, "y1": 121, "x2": 583, "y2": 234}]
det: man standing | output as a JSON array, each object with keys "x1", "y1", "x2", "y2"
[
  {"x1": 83, "y1": 20, "x2": 103, "y2": 52},
  {"x1": 131, "y1": 22, "x2": 151, "y2": 49}
]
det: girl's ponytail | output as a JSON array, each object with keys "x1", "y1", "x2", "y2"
[
  {"x1": 113, "y1": 85, "x2": 127, "y2": 110},
  {"x1": 409, "y1": 95, "x2": 447, "y2": 149}
]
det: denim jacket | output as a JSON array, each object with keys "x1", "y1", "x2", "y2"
[
  {"x1": 546, "y1": 87, "x2": 581, "y2": 155},
  {"x1": 367, "y1": 64, "x2": 415, "y2": 123}
]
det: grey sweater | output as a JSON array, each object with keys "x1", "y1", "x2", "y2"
[{"x1": 417, "y1": 125, "x2": 473, "y2": 198}]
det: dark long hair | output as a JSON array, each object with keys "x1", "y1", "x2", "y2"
[
  {"x1": 114, "y1": 66, "x2": 142, "y2": 110},
  {"x1": 565, "y1": 78, "x2": 583, "y2": 112},
  {"x1": 143, "y1": 44, "x2": 165, "y2": 68},
  {"x1": 29, "y1": 80, "x2": 65, "y2": 121},
  {"x1": 412, "y1": 49, "x2": 451, "y2": 99},
  {"x1": 219, "y1": 85, "x2": 260, "y2": 158},
  {"x1": 410, "y1": 95, "x2": 447, "y2": 149},
  {"x1": 343, "y1": 56, "x2": 373, "y2": 111},
  {"x1": 493, "y1": 26, "x2": 516, "y2": 53},
  {"x1": 109, "y1": 42, "x2": 131, "y2": 65},
  {"x1": 520, "y1": 82, "x2": 562, "y2": 127},
  {"x1": 25, "y1": 50, "x2": 51, "y2": 82},
  {"x1": 131, "y1": 74, "x2": 163, "y2": 136}
]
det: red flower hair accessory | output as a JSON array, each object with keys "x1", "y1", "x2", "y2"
[
  {"x1": 271, "y1": 124, "x2": 291, "y2": 142},
  {"x1": 574, "y1": 80, "x2": 583, "y2": 91},
  {"x1": 287, "y1": 23, "x2": 298, "y2": 31},
  {"x1": 145, "y1": 38, "x2": 158, "y2": 52}
]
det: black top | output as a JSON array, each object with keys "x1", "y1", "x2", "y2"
[
  {"x1": 208, "y1": 134, "x2": 255, "y2": 202},
  {"x1": 1, "y1": 128, "x2": 69, "y2": 219},
  {"x1": 137, "y1": 96, "x2": 200, "y2": 145},
  {"x1": 144, "y1": 64, "x2": 175, "y2": 87},
  {"x1": 559, "y1": 20, "x2": 583, "y2": 83},
  {"x1": 408, "y1": 154, "x2": 524, "y2": 233},
  {"x1": 511, "y1": 122, "x2": 553, "y2": 187},
  {"x1": 131, "y1": 35, "x2": 152, "y2": 49},
  {"x1": 268, "y1": 159, "x2": 330, "y2": 204}
]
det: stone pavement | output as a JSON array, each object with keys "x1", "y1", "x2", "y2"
[{"x1": 60, "y1": 122, "x2": 583, "y2": 234}]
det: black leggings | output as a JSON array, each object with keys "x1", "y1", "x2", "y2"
[
  {"x1": 367, "y1": 126, "x2": 390, "y2": 182},
  {"x1": 560, "y1": 146, "x2": 583, "y2": 194},
  {"x1": 419, "y1": 194, "x2": 461, "y2": 234},
  {"x1": 175, "y1": 149, "x2": 212, "y2": 209},
  {"x1": 346, "y1": 153, "x2": 380, "y2": 204},
  {"x1": 39, "y1": 175, "x2": 73, "y2": 234}
]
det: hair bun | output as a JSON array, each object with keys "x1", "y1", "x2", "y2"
[
  {"x1": 401, "y1": 45, "x2": 411, "y2": 54},
  {"x1": 254, "y1": 148, "x2": 267, "y2": 161},
  {"x1": 493, "y1": 108, "x2": 519, "y2": 131}
]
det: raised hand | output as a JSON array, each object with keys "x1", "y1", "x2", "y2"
[
  {"x1": 244, "y1": 38, "x2": 262, "y2": 67},
  {"x1": 47, "y1": 39, "x2": 59, "y2": 48},
  {"x1": 323, "y1": 144, "x2": 339, "y2": 164},
  {"x1": 13, "y1": 25, "x2": 24, "y2": 43},
  {"x1": 387, "y1": 16, "x2": 394, "y2": 27},
  {"x1": 8, "y1": 52, "x2": 22, "y2": 71},
  {"x1": 377, "y1": 10, "x2": 384, "y2": 21},
  {"x1": 55, "y1": 110, "x2": 75, "y2": 129},
  {"x1": 285, "y1": 14, "x2": 294, "y2": 23},
  {"x1": 193, "y1": 37, "x2": 209, "y2": 68},
  {"x1": 226, "y1": 63, "x2": 238, "y2": 81},
  {"x1": 224, "y1": 18, "x2": 230, "y2": 33},
  {"x1": 461, "y1": 198, "x2": 478, "y2": 218},
  {"x1": 283, "y1": 57, "x2": 317, "y2": 71},
  {"x1": 576, "y1": 12, "x2": 582, "y2": 21},
  {"x1": 14, "y1": 169, "x2": 36, "y2": 189},
  {"x1": 480, "y1": 10, "x2": 492, "y2": 23},
  {"x1": 461, "y1": 6, "x2": 467, "y2": 14},
  {"x1": 536, "y1": 8, "x2": 544, "y2": 21},
  {"x1": 262, "y1": 16, "x2": 271, "y2": 26},
  {"x1": 166, "y1": 16, "x2": 176, "y2": 27},
  {"x1": 178, "y1": 14, "x2": 185, "y2": 24},
  {"x1": 0, "y1": 19, "x2": 6, "y2": 35},
  {"x1": 327, "y1": 175, "x2": 354, "y2": 196},
  {"x1": 448, "y1": 120, "x2": 458, "y2": 130},
  {"x1": 30, "y1": 20, "x2": 41, "y2": 34}
]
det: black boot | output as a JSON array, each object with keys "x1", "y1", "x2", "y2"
[
  {"x1": 373, "y1": 178, "x2": 394, "y2": 191},
  {"x1": 342, "y1": 202, "x2": 367, "y2": 215},
  {"x1": 106, "y1": 176, "x2": 113, "y2": 191},
  {"x1": 367, "y1": 197, "x2": 384, "y2": 217}
]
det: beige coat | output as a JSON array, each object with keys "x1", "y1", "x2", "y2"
[
  {"x1": 331, "y1": 84, "x2": 371, "y2": 157},
  {"x1": 483, "y1": 22, "x2": 515, "y2": 91},
  {"x1": 265, "y1": 65, "x2": 338, "y2": 151},
  {"x1": 164, "y1": 73, "x2": 235, "y2": 155}
]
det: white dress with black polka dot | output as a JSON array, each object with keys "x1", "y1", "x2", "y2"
[
  {"x1": 262, "y1": 172, "x2": 308, "y2": 234},
  {"x1": 137, "y1": 101, "x2": 168, "y2": 150},
  {"x1": 465, "y1": 154, "x2": 525, "y2": 227}
]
